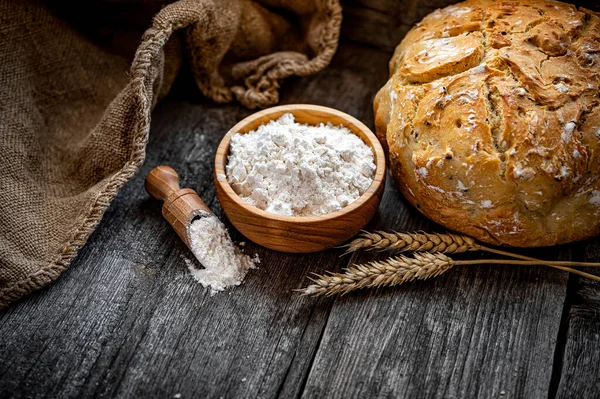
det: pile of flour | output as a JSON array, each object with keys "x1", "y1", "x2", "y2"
[
  {"x1": 186, "y1": 213, "x2": 258, "y2": 294},
  {"x1": 226, "y1": 113, "x2": 376, "y2": 216}
]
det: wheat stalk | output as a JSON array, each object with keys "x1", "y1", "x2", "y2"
[
  {"x1": 300, "y1": 253, "x2": 600, "y2": 297},
  {"x1": 343, "y1": 231, "x2": 478, "y2": 255},
  {"x1": 343, "y1": 231, "x2": 600, "y2": 281},
  {"x1": 301, "y1": 252, "x2": 455, "y2": 296}
]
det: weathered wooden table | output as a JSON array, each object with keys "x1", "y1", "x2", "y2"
[{"x1": 1, "y1": 3, "x2": 600, "y2": 397}]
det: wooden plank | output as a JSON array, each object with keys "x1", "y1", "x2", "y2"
[
  {"x1": 300, "y1": 185, "x2": 575, "y2": 398},
  {"x1": 340, "y1": 0, "x2": 600, "y2": 52},
  {"x1": 0, "y1": 43, "x2": 391, "y2": 398},
  {"x1": 341, "y1": 0, "x2": 458, "y2": 52},
  {"x1": 555, "y1": 240, "x2": 600, "y2": 399}
]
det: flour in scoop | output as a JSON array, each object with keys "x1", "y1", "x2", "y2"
[
  {"x1": 226, "y1": 113, "x2": 376, "y2": 216},
  {"x1": 186, "y1": 213, "x2": 258, "y2": 294}
]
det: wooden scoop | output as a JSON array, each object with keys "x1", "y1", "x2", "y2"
[{"x1": 145, "y1": 166, "x2": 213, "y2": 248}]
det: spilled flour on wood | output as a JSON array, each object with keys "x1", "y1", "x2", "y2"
[{"x1": 185, "y1": 213, "x2": 259, "y2": 294}]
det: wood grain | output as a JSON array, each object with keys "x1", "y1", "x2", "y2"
[
  {"x1": 0, "y1": 43, "x2": 390, "y2": 399},
  {"x1": 214, "y1": 104, "x2": 386, "y2": 253},
  {"x1": 0, "y1": 39, "x2": 598, "y2": 399},
  {"x1": 300, "y1": 184, "x2": 572, "y2": 398},
  {"x1": 341, "y1": 0, "x2": 462, "y2": 52},
  {"x1": 555, "y1": 240, "x2": 600, "y2": 399},
  {"x1": 340, "y1": 0, "x2": 600, "y2": 52},
  {"x1": 145, "y1": 165, "x2": 182, "y2": 201}
]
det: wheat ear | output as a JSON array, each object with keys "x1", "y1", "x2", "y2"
[
  {"x1": 300, "y1": 253, "x2": 600, "y2": 297},
  {"x1": 343, "y1": 231, "x2": 478, "y2": 255},
  {"x1": 300, "y1": 252, "x2": 456, "y2": 296},
  {"x1": 343, "y1": 231, "x2": 600, "y2": 282}
]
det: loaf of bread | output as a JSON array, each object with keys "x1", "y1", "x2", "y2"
[{"x1": 374, "y1": 0, "x2": 600, "y2": 247}]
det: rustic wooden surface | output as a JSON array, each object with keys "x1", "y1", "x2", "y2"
[{"x1": 1, "y1": 25, "x2": 600, "y2": 399}]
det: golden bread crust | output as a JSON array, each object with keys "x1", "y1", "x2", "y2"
[{"x1": 374, "y1": 0, "x2": 600, "y2": 247}]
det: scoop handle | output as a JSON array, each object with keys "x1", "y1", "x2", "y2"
[
  {"x1": 145, "y1": 166, "x2": 214, "y2": 248},
  {"x1": 145, "y1": 165, "x2": 180, "y2": 201}
]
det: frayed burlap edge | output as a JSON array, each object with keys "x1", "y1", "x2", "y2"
[
  {"x1": 0, "y1": 0, "x2": 342, "y2": 308},
  {"x1": 0, "y1": 11, "x2": 178, "y2": 309}
]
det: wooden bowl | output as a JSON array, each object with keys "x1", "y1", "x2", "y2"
[{"x1": 214, "y1": 104, "x2": 386, "y2": 253}]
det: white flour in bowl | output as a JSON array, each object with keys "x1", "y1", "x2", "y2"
[{"x1": 226, "y1": 113, "x2": 376, "y2": 216}]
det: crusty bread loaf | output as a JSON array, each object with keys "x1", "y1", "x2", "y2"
[{"x1": 374, "y1": 0, "x2": 600, "y2": 247}]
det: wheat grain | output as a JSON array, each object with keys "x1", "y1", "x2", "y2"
[
  {"x1": 343, "y1": 231, "x2": 479, "y2": 255},
  {"x1": 343, "y1": 231, "x2": 600, "y2": 282},
  {"x1": 300, "y1": 252, "x2": 456, "y2": 296},
  {"x1": 300, "y1": 252, "x2": 600, "y2": 297}
]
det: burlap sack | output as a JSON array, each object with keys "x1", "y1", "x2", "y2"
[{"x1": 0, "y1": 0, "x2": 342, "y2": 308}]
